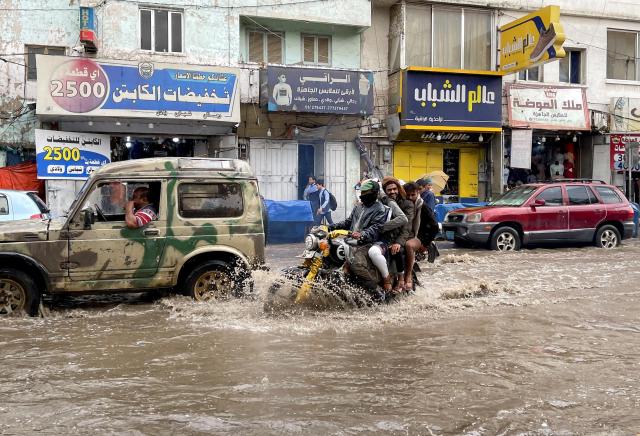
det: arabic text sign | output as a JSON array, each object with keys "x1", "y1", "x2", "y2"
[
  {"x1": 611, "y1": 97, "x2": 640, "y2": 132},
  {"x1": 264, "y1": 67, "x2": 374, "y2": 115},
  {"x1": 510, "y1": 129, "x2": 533, "y2": 169},
  {"x1": 499, "y1": 5, "x2": 566, "y2": 74},
  {"x1": 401, "y1": 69, "x2": 502, "y2": 131},
  {"x1": 36, "y1": 56, "x2": 240, "y2": 123},
  {"x1": 610, "y1": 134, "x2": 640, "y2": 171},
  {"x1": 35, "y1": 129, "x2": 111, "y2": 180},
  {"x1": 80, "y1": 7, "x2": 96, "y2": 46},
  {"x1": 507, "y1": 85, "x2": 590, "y2": 130}
]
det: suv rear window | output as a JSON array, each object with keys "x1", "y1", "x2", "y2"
[
  {"x1": 0, "y1": 195, "x2": 8, "y2": 215},
  {"x1": 595, "y1": 186, "x2": 623, "y2": 204},
  {"x1": 538, "y1": 187, "x2": 563, "y2": 206},
  {"x1": 178, "y1": 183, "x2": 243, "y2": 218},
  {"x1": 26, "y1": 192, "x2": 49, "y2": 213}
]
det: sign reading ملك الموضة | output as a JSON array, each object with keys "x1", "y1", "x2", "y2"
[{"x1": 499, "y1": 5, "x2": 566, "y2": 75}]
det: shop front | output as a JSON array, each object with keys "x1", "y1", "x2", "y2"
[
  {"x1": 35, "y1": 55, "x2": 240, "y2": 215},
  {"x1": 504, "y1": 84, "x2": 590, "y2": 188},
  {"x1": 241, "y1": 65, "x2": 374, "y2": 220},
  {"x1": 608, "y1": 97, "x2": 640, "y2": 199},
  {"x1": 392, "y1": 67, "x2": 502, "y2": 202}
]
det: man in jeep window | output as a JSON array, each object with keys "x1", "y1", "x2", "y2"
[{"x1": 125, "y1": 187, "x2": 158, "y2": 229}]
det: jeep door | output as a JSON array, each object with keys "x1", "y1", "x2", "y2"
[
  {"x1": 65, "y1": 179, "x2": 167, "y2": 285},
  {"x1": 526, "y1": 186, "x2": 569, "y2": 242}
]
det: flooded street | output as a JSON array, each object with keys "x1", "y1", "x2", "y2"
[{"x1": 2, "y1": 241, "x2": 640, "y2": 434}]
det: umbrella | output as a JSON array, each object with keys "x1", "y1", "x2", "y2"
[{"x1": 421, "y1": 170, "x2": 449, "y2": 195}]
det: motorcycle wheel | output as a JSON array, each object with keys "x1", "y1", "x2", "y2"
[{"x1": 263, "y1": 267, "x2": 306, "y2": 312}]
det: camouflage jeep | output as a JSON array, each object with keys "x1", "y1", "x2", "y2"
[{"x1": 0, "y1": 157, "x2": 266, "y2": 316}]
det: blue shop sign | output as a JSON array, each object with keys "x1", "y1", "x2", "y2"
[
  {"x1": 263, "y1": 66, "x2": 374, "y2": 115},
  {"x1": 401, "y1": 68, "x2": 502, "y2": 131}
]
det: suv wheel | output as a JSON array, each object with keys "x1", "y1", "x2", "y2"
[
  {"x1": 184, "y1": 260, "x2": 237, "y2": 302},
  {"x1": 595, "y1": 225, "x2": 620, "y2": 249},
  {"x1": 0, "y1": 268, "x2": 40, "y2": 316},
  {"x1": 490, "y1": 226, "x2": 521, "y2": 252}
]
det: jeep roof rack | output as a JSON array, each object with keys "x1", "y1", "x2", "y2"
[{"x1": 541, "y1": 178, "x2": 606, "y2": 184}]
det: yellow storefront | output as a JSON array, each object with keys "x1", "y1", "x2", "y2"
[{"x1": 393, "y1": 67, "x2": 502, "y2": 201}]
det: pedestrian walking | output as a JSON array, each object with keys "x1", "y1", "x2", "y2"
[{"x1": 315, "y1": 178, "x2": 334, "y2": 225}]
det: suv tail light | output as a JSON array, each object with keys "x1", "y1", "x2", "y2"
[
  {"x1": 627, "y1": 207, "x2": 635, "y2": 221},
  {"x1": 29, "y1": 213, "x2": 44, "y2": 219}
]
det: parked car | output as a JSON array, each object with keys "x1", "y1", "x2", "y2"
[
  {"x1": 0, "y1": 189, "x2": 50, "y2": 222},
  {"x1": 0, "y1": 158, "x2": 266, "y2": 316},
  {"x1": 442, "y1": 180, "x2": 635, "y2": 252}
]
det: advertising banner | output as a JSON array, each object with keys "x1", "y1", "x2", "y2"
[
  {"x1": 35, "y1": 129, "x2": 111, "y2": 180},
  {"x1": 262, "y1": 66, "x2": 374, "y2": 115},
  {"x1": 507, "y1": 84, "x2": 590, "y2": 130},
  {"x1": 400, "y1": 68, "x2": 502, "y2": 131},
  {"x1": 499, "y1": 5, "x2": 566, "y2": 74},
  {"x1": 610, "y1": 134, "x2": 640, "y2": 171},
  {"x1": 611, "y1": 97, "x2": 640, "y2": 132},
  {"x1": 510, "y1": 129, "x2": 533, "y2": 169},
  {"x1": 36, "y1": 56, "x2": 240, "y2": 123}
]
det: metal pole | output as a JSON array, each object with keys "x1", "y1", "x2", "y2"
[{"x1": 628, "y1": 142, "x2": 633, "y2": 201}]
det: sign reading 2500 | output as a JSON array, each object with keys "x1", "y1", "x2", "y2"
[{"x1": 36, "y1": 56, "x2": 241, "y2": 123}]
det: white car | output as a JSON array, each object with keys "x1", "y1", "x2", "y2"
[{"x1": 0, "y1": 189, "x2": 50, "y2": 222}]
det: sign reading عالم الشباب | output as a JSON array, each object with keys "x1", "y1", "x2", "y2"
[
  {"x1": 499, "y1": 5, "x2": 566, "y2": 74},
  {"x1": 35, "y1": 129, "x2": 111, "y2": 180},
  {"x1": 400, "y1": 68, "x2": 502, "y2": 131}
]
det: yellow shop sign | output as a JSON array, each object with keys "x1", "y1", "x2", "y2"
[{"x1": 499, "y1": 5, "x2": 566, "y2": 74}]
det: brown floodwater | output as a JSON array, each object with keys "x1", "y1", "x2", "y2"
[{"x1": 2, "y1": 241, "x2": 640, "y2": 434}]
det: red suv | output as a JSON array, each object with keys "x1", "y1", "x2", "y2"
[{"x1": 442, "y1": 181, "x2": 635, "y2": 251}]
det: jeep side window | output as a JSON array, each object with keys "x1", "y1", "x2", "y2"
[
  {"x1": 0, "y1": 195, "x2": 8, "y2": 215},
  {"x1": 178, "y1": 183, "x2": 243, "y2": 218},
  {"x1": 82, "y1": 181, "x2": 161, "y2": 221},
  {"x1": 595, "y1": 186, "x2": 623, "y2": 204},
  {"x1": 537, "y1": 187, "x2": 563, "y2": 206}
]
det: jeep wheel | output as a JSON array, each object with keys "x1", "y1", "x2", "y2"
[
  {"x1": 595, "y1": 225, "x2": 620, "y2": 249},
  {"x1": 0, "y1": 268, "x2": 40, "y2": 316},
  {"x1": 490, "y1": 226, "x2": 521, "y2": 252},
  {"x1": 184, "y1": 261, "x2": 237, "y2": 302}
]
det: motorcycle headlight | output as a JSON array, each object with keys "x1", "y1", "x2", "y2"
[
  {"x1": 465, "y1": 212, "x2": 482, "y2": 223},
  {"x1": 305, "y1": 234, "x2": 318, "y2": 250}
]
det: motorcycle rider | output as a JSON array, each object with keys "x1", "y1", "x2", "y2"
[
  {"x1": 327, "y1": 179, "x2": 391, "y2": 291},
  {"x1": 381, "y1": 177, "x2": 413, "y2": 292}
]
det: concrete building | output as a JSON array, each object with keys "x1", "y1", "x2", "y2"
[
  {"x1": 364, "y1": 0, "x2": 640, "y2": 201},
  {"x1": 0, "y1": 0, "x2": 372, "y2": 219}
]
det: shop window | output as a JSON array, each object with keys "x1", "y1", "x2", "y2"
[
  {"x1": 25, "y1": 45, "x2": 65, "y2": 80},
  {"x1": 247, "y1": 30, "x2": 283, "y2": 64},
  {"x1": 442, "y1": 149, "x2": 460, "y2": 196},
  {"x1": 83, "y1": 181, "x2": 161, "y2": 221},
  {"x1": 404, "y1": 5, "x2": 493, "y2": 70},
  {"x1": 140, "y1": 8, "x2": 182, "y2": 53},
  {"x1": 607, "y1": 30, "x2": 638, "y2": 80},
  {"x1": 537, "y1": 187, "x2": 563, "y2": 206},
  {"x1": 560, "y1": 50, "x2": 584, "y2": 84},
  {"x1": 595, "y1": 186, "x2": 623, "y2": 204},
  {"x1": 302, "y1": 35, "x2": 331, "y2": 65},
  {"x1": 518, "y1": 66, "x2": 542, "y2": 82},
  {"x1": 0, "y1": 195, "x2": 8, "y2": 215},
  {"x1": 178, "y1": 183, "x2": 244, "y2": 218},
  {"x1": 567, "y1": 186, "x2": 591, "y2": 205}
]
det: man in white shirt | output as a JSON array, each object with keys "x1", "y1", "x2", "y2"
[{"x1": 272, "y1": 74, "x2": 292, "y2": 109}]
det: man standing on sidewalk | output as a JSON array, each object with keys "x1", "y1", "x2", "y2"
[{"x1": 315, "y1": 178, "x2": 334, "y2": 225}]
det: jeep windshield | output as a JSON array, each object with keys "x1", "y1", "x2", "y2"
[
  {"x1": 489, "y1": 186, "x2": 538, "y2": 206},
  {"x1": 64, "y1": 176, "x2": 93, "y2": 217}
]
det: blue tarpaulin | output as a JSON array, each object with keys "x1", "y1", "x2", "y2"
[
  {"x1": 434, "y1": 202, "x2": 488, "y2": 223},
  {"x1": 264, "y1": 200, "x2": 314, "y2": 244}
]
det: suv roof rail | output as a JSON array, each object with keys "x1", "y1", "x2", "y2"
[{"x1": 541, "y1": 178, "x2": 606, "y2": 184}]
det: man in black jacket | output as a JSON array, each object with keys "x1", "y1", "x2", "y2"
[{"x1": 328, "y1": 179, "x2": 390, "y2": 290}]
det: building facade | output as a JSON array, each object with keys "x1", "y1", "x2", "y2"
[{"x1": 0, "y1": 0, "x2": 372, "y2": 218}]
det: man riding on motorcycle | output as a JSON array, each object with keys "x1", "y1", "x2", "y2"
[
  {"x1": 327, "y1": 179, "x2": 390, "y2": 291},
  {"x1": 382, "y1": 177, "x2": 414, "y2": 292}
]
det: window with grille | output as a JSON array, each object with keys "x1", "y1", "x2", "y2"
[{"x1": 302, "y1": 35, "x2": 331, "y2": 66}]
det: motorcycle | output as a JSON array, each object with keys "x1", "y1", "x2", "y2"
[{"x1": 263, "y1": 226, "x2": 435, "y2": 312}]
